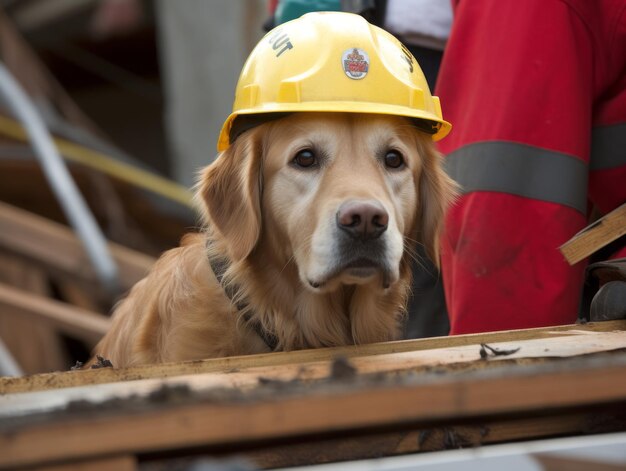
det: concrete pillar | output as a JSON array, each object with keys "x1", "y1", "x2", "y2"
[{"x1": 157, "y1": 0, "x2": 265, "y2": 186}]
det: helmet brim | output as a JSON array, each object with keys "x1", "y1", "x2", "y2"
[{"x1": 217, "y1": 104, "x2": 451, "y2": 152}]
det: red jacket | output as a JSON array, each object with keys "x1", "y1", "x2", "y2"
[{"x1": 436, "y1": 0, "x2": 626, "y2": 334}]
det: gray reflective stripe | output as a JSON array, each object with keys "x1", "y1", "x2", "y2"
[
  {"x1": 591, "y1": 123, "x2": 626, "y2": 170},
  {"x1": 445, "y1": 141, "x2": 588, "y2": 214}
]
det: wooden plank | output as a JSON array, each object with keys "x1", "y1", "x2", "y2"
[
  {"x1": 0, "y1": 201, "x2": 154, "y2": 290},
  {"x1": 2, "y1": 320, "x2": 624, "y2": 394},
  {"x1": 3, "y1": 330, "x2": 626, "y2": 417},
  {"x1": 0, "y1": 255, "x2": 68, "y2": 374},
  {"x1": 560, "y1": 203, "x2": 626, "y2": 265},
  {"x1": 55, "y1": 280, "x2": 103, "y2": 314},
  {"x1": 534, "y1": 455, "x2": 626, "y2": 471},
  {"x1": 1, "y1": 352, "x2": 625, "y2": 469},
  {"x1": 246, "y1": 412, "x2": 609, "y2": 468},
  {"x1": 27, "y1": 455, "x2": 136, "y2": 471},
  {"x1": 0, "y1": 282, "x2": 111, "y2": 344}
]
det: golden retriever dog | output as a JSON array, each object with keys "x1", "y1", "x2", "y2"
[{"x1": 92, "y1": 112, "x2": 456, "y2": 367}]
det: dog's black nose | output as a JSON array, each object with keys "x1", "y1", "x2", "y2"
[{"x1": 336, "y1": 200, "x2": 389, "y2": 240}]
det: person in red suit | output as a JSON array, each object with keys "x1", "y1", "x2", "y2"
[{"x1": 436, "y1": 0, "x2": 626, "y2": 334}]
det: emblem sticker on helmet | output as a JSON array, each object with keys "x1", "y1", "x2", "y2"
[{"x1": 342, "y1": 48, "x2": 369, "y2": 80}]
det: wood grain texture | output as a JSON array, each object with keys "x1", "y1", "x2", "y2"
[
  {"x1": 27, "y1": 455, "x2": 136, "y2": 471},
  {"x1": 0, "y1": 201, "x2": 154, "y2": 290},
  {"x1": 1, "y1": 352, "x2": 625, "y2": 469},
  {"x1": 3, "y1": 329, "x2": 626, "y2": 417},
  {"x1": 246, "y1": 413, "x2": 597, "y2": 468},
  {"x1": 0, "y1": 255, "x2": 68, "y2": 374},
  {"x1": 560, "y1": 203, "x2": 626, "y2": 265},
  {"x1": 2, "y1": 320, "x2": 624, "y2": 394},
  {"x1": 0, "y1": 282, "x2": 111, "y2": 344},
  {"x1": 534, "y1": 454, "x2": 626, "y2": 471}
]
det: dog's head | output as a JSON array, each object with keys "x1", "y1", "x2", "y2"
[{"x1": 199, "y1": 112, "x2": 456, "y2": 293}]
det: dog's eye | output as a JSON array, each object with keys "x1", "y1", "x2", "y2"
[
  {"x1": 292, "y1": 149, "x2": 317, "y2": 168},
  {"x1": 384, "y1": 150, "x2": 405, "y2": 169}
]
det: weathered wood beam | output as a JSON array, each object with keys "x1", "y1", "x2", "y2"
[
  {"x1": 0, "y1": 201, "x2": 154, "y2": 290},
  {"x1": 0, "y1": 255, "x2": 68, "y2": 373},
  {"x1": 27, "y1": 455, "x2": 137, "y2": 471},
  {"x1": 244, "y1": 411, "x2": 620, "y2": 468},
  {"x1": 2, "y1": 320, "x2": 624, "y2": 394},
  {"x1": 0, "y1": 282, "x2": 110, "y2": 344},
  {"x1": 1, "y1": 352, "x2": 625, "y2": 469},
  {"x1": 2, "y1": 329, "x2": 625, "y2": 412}
]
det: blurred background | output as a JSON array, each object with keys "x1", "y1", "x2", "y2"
[
  {"x1": 2, "y1": 0, "x2": 267, "y2": 184},
  {"x1": 0, "y1": 0, "x2": 268, "y2": 375}
]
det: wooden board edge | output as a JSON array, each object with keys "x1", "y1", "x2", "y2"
[{"x1": 2, "y1": 320, "x2": 625, "y2": 394}]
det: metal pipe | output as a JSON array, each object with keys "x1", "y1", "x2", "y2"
[
  {"x1": 0, "y1": 336, "x2": 23, "y2": 377},
  {"x1": 0, "y1": 62, "x2": 119, "y2": 293}
]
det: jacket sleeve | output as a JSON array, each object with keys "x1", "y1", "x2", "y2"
[{"x1": 435, "y1": 0, "x2": 608, "y2": 333}]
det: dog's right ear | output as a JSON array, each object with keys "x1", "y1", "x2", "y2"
[
  {"x1": 415, "y1": 136, "x2": 459, "y2": 268},
  {"x1": 197, "y1": 130, "x2": 263, "y2": 262}
]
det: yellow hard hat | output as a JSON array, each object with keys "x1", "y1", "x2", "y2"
[{"x1": 217, "y1": 11, "x2": 451, "y2": 151}]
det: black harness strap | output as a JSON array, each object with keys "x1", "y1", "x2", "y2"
[{"x1": 208, "y1": 255, "x2": 279, "y2": 351}]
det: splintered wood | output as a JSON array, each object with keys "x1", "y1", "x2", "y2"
[
  {"x1": 560, "y1": 202, "x2": 626, "y2": 265},
  {"x1": 1, "y1": 321, "x2": 626, "y2": 470}
]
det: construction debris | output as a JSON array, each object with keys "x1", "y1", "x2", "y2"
[
  {"x1": 1, "y1": 321, "x2": 625, "y2": 470},
  {"x1": 479, "y1": 343, "x2": 521, "y2": 359}
]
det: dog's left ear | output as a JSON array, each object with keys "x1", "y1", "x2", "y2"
[
  {"x1": 197, "y1": 130, "x2": 263, "y2": 262},
  {"x1": 416, "y1": 141, "x2": 458, "y2": 267}
]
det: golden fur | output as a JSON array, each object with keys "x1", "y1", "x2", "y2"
[{"x1": 92, "y1": 113, "x2": 456, "y2": 367}]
